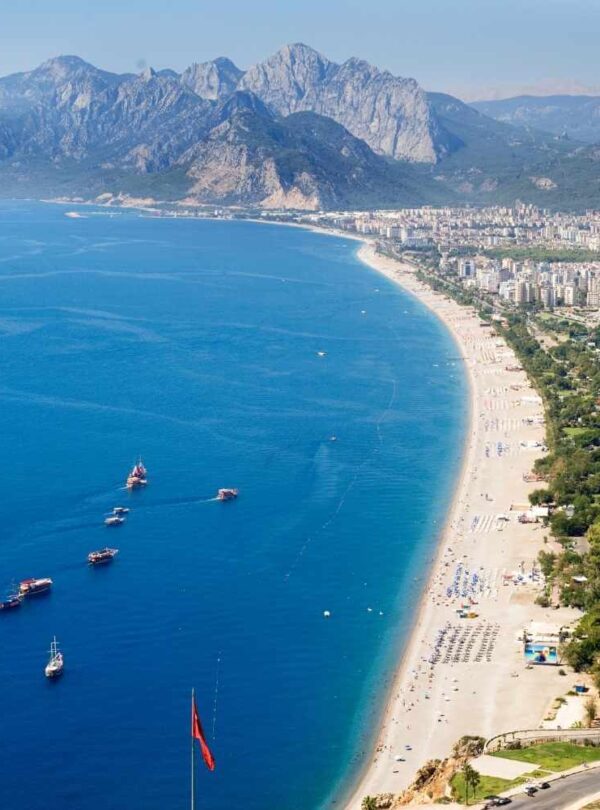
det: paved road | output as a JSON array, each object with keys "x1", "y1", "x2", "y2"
[{"x1": 500, "y1": 767, "x2": 600, "y2": 808}]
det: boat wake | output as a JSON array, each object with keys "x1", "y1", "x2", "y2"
[
  {"x1": 284, "y1": 374, "x2": 398, "y2": 580},
  {"x1": 128, "y1": 494, "x2": 222, "y2": 509}
]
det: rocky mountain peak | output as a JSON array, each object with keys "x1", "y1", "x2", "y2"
[
  {"x1": 239, "y1": 44, "x2": 441, "y2": 161},
  {"x1": 29, "y1": 55, "x2": 123, "y2": 89},
  {"x1": 140, "y1": 66, "x2": 157, "y2": 82},
  {"x1": 278, "y1": 42, "x2": 331, "y2": 67},
  {"x1": 181, "y1": 56, "x2": 243, "y2": 100},
  {"x1": 35, "y1": 55, "x2": 96, "y2": 77},
  {"x1": 239, "y1": 43, "x2": 334, "y2": 109}
]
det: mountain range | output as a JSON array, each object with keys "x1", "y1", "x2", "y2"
[
  {"x1": 0, "y1": 43, "x2": 599, "y2": 210},
  {"x1": 472, "y1": 95, "x2": 600, "y2": 145}
]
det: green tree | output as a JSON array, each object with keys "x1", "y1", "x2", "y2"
[
  {"x1": 530, "y1": 489, "x2": 554, "y2": 506},
  {"x1": 538, "y1": 550, "x2": 557, "y2": 578},
  {"x1": 585, "y1": 697, "x2": 597, "y2": 728},
  {"x1": 462, "y1": 762, "x2": 481, "y2": 805},
  {"x1": 361, "y1": 797, "x2": 377, "y2": 810}
]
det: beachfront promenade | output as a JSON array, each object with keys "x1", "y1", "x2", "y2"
[
  {"x1": 344, "y1": 244, "x2": 580, "y2": 807},
  {"x1": 485, "y1": 727, "x2": 600, "y2": 753}
]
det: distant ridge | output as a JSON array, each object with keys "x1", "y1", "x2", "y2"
[{"x1": 471, "y1": 94, "x2": 600, "y2": 144}]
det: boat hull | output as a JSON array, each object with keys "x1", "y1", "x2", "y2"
[
  {"x1": 217, "y1": 488, "x2": 239, "y2": 501},
  {"x1": 19, "y1": 578, "x2": 52, "y2": 596},
  {"x1": 0, "y1": 597, "x2": 21, "y2": 610},
  {"x1": 88, "y1": 549, "x2": 118, "y2": 565},
  {"x1": 126, "y1": 477, "x2": 147, "y2": 489}
]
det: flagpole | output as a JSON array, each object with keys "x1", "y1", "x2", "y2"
[{"x1": 191, "y1": 688, "x2": 195, "y2": 810}]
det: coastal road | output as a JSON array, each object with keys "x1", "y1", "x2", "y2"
[{"x1": 501, "y1": 767, "x2": 600, "y2": 809}]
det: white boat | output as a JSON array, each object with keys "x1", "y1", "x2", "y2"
[
  {"x1": 105, "y1": 515, "x2": 125, "y2": 526},
  {"x1": 88, "y1": 547, "x2": 119, "y2": 565},
  {"x1": 19, "y1": 577, "x2": 52, "y2": 596},
  {"x1": 45, "y1": 636, "x2": 64, "y2": 678},
  {"x1": 217, "y1": 488, "x2": 238, "y2": 501},
  {"x1": 126, "y1": 458, "x2": 148, "y2": 489}
]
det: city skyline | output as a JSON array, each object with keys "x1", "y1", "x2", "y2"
[{"x1": 2, "y1": 0, "x2": 600, "y2": 101}]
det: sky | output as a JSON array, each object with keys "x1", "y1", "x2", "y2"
[{"x1": 2, "y1": 0, "x2": 600, "y2": 100}]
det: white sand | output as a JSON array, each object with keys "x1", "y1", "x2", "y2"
[{"x1": 341, "y1": 243, "x2": 579, "y2": 807}]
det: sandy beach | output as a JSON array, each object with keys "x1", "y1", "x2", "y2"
[{"x1": 341, "y1": 243, "x2": 578, "y2": 807}]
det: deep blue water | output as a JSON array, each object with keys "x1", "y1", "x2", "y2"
[{"x1": 0, "y1": 202, "x2": 466, "y2": 810}]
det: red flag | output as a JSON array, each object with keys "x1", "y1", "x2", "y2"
[{"x1": 192, "y1": 694, "x2": 216, "y2": 772}]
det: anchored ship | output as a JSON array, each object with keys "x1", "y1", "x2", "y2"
[
  {"x1": 19, "y1": 577, "x2": 52, "y2": 596},
  {"x1": 44, "y1": 636, "x2": 64, "y2": 679},
  {"x1": 88, "y1": 547, "x2": 119, "y2": 565}
]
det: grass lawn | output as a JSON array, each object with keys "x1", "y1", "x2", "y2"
[
  {"x1": 451, "y1": 772, "x2": 524, "y2": 804},
  {"x1": 564, "y1": 427, "x2": 593, "y2": 437},
  {"x1": 493, "y1": 742, "x2": 600, "y2": 771}
]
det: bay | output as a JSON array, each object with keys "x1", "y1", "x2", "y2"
[{"x1": 0, "y1": 202, "x2": 466, "y2": 810}]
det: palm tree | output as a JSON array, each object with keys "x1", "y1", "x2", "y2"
[
  {"x1": 462, "y1": 762, "x2": 481, "y2": 805},
  {"x1": 361, "y1": 797, "x2": 377, "y2": 810}
]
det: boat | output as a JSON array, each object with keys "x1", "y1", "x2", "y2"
[
  {"x1": 44, "y1": 636, "x2": 64, "y2": 679},
  {"x1": 19, "y1": 577, "x2": 52, "y2": 596},
  {"x1": 217, "y1": 488, "x2": 238, "y2": 501},
  {"x1": 113, "y1": 506, "x2": 130, "y2": 515},
  {"x1": 88, "y1": 547, "x2": 119, "y2": 565},
  {"x1": 105, "y1": 515, "x2": 124, "y2": 526},
  {"x1": 126, "y1": 458, "x2": 148, "y2": 489},
  {"x1": 0, "y1": 593, "x2": 22, "y2": 611}
]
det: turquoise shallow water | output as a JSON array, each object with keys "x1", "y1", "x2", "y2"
[{"x1": 0, "y1": 202, "x2": 466, "y2": 810}]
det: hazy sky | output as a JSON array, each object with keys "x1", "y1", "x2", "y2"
[{"x1": 2, "y1": 0, "x2": 600, "y2": 100}]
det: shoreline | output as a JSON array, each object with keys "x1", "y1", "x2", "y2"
[
  {"x1": 339, "y1": 243, "x2": 578, "y2": 808},
  {"x1": 334, "y1": 242, "x2": 478, "y2": 808},
  {"x1": 336, "y1": 244, "x2": 478, "y2": 808}
]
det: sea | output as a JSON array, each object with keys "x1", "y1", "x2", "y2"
[{"x1": 0, "y1": 201, "x2": 466, "y2": 810}]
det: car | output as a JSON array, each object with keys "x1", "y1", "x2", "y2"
[
  {"x1": 537, "y1": 782, "x2": 550, "y2": 789},
  {"x1": 496, "y1": 800, "x2": 512, "y2": 806},
  {"x1": 525, "y1": 786, "x2": 538, "y2": 796}
]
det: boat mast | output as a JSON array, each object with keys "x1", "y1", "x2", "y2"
[{"x1": 191, "y1": 688, "x2": 195, "y2": 810}]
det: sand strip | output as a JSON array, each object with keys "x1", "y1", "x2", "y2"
[{"x1": 339, "y1": 243, "x2": 578, "y2": 808}]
